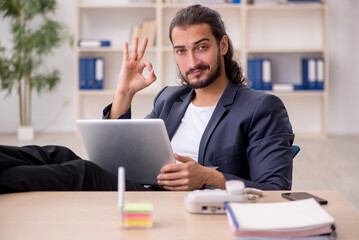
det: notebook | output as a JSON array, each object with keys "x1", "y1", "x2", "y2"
[
  {"x1": 224, "y1": 198, "x2": 335, "y2": 238},
  {"x1": 76, "y1": 119, "x2": 175, "y2": 185}
]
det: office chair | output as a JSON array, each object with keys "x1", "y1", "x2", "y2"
[{"x1": 292, "y1": 145, "x2": 300, "y2": 158}]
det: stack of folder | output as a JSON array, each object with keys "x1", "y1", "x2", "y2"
[
  {"x1": 79, "y1": 58, "x2": 104, "y2": 90},
  {"x1": 247, "y1": 58, "x2": 272, "y2": 91},
  {"x1": 302, "y1": 58, "x2": 325, "y2": 90},
  {"x1": 224, "y1": 198, "x2": 336, "y2": 239}
]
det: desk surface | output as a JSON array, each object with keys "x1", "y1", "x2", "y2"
[{"x1": 0, "y1": 191, "x2": 358, "y2": 240}]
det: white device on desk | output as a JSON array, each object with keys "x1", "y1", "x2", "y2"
[{"x1": 185, "y1": 180, "x2": 263, "y2": 214}]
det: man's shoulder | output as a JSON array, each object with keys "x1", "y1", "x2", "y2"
[
  {"x1": 231, "y1": 84, "x2": 285, "y2": 112},
  {"x1": 155, "y1": 85, "x2": 192, "y2": 102},
  {"x1": 236, "y1": 85, "x2": 277, "y2": 102}
]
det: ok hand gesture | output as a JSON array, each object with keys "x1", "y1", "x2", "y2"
[
  {"x1": 110, "y1": 37, "x2": 156, "y2": 118},
  {"x1": 117, "y1": 37, "x2": 156, "y2": 95}
]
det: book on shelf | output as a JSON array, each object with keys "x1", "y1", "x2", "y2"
[
  {"x1": 247, "y1": 58, "x2": 272, "y2": 91},
  {"x1": 130, "y1": 19, "x2": 156, "y2": 47},
  {"x1": 140, "y1": 19, "x2": 156, "y2": 47},
  {"x1": 129, "y1": 0, "x2": 155, "y2": 3},
  {"x1": 78, "y1": 39, "x2": 111, "y2": 48},
  {"x1": 79, "y1": 58, "x2": 104, "y2": 90},
  {"x1": 302, "y1": 58, "x2": 324, "y2": 90},
  {"x1": 224, "y1": 198, "x2": 336, "y2": 239}
]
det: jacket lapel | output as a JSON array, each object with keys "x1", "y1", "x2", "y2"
[
  {"x1": 166, "y1": 89, "x2": 195, "y2": 140},
  {"x1": 197, "y1": 81, "x2": 239, "y2": 165}
]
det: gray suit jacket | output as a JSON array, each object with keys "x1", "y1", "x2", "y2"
[{"x1": 103, "y1": 80, "x2": 294, "y2": 190}]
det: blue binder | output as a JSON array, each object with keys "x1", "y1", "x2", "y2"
[
  {"x1": 315, "y1": 58, "x2": 324, "y2": 90},
  {"x1": 302, "y1": 58, "x2": 316, "y2": 90},
  {"x1": 261, "y1": 59, "x2": 272, "y2": 90},
  {"x1": 94, "y1": 58, "x2": 104, "y2": 89},
  {"x1": 79, "y1": 57, "x2": 104, "y2": 90},
  {"x1": 78, "y1": 39, "x2": 111, "y2": 48},
  {"x1": 79, "y1": 58, "x2": 86, "y2": 89},
  {"x1": 247, "y1": 59, "x2": 262, "y2": 90}
]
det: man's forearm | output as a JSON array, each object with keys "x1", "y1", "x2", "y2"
[{"x1": 109, "y1": 90, "x2": 134, "y2": 119}]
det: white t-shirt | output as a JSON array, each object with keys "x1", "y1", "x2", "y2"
[{"x1": 170, "y1": 103, "x2": 216, "y2": 163}]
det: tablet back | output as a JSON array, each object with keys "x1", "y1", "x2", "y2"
[{"x1": 77, "y1": 119, "x2": 175, "y2": 185}]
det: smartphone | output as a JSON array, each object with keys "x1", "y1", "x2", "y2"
[
  {"x1": 281, "y1": 192, "x2": 328, "y2": 205},
  {"x1": 292, "y1": 145, "x2": 300, "y2": 158}
]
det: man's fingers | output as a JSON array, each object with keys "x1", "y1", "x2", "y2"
[
  {"x1": 144, "y1": 70, "x2": 156, "y2": 87},
  {"x1": 140, "y1": 59, "x2": 153, "y2": 72},
  {"x1": 123, "y1": 41, "x2": 129, "y2": 62},
  {"x1": 130, "y1": 37, "x2": 138, "y2": 60},
  {"x1": 174, "y1": 153, "x2": 192, "y2": 163},
  {"x1": 157, "y1": 171, "x2": 183, "y2": 181},
  {"x1": 158, "y1": 178, "x2": 188, "y2": 187},
  {"x1": 160, "y1": 163, "x2": 181, "y2": 173},
  {"x1": 137, "y1": 60, "x2": 156, "y2": 86}
]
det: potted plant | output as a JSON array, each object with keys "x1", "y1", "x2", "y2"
[{"x1": 0, "y1": 0, "x2": 72, "y2": 140}]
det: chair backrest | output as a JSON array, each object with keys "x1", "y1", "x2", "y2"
[{"x1": 292, "y1": 145, "x2": 300, "y2": 158}]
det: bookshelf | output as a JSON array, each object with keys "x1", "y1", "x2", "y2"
[{"x1": 75, "y1": 0, "x2": 328, "y2": 137}]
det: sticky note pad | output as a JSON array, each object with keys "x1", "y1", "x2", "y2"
[{"x1": 119, "y1": 203, "x2": 153, "y2": 228}]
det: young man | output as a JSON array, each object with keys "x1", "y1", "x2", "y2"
[
  {"x1": 103, "y1": 4, "x2": 294, "y2": 191},
  {"x1": 0, "y1": 5, "x2": 293, "y2": 193}
]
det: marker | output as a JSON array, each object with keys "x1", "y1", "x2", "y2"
[{"x1": 118, "y1": 167, "x2": 125, "y2": 226}]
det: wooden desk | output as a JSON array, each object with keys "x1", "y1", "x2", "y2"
[{"x1": 0, "y1": 191, "x2": 358, "y2": 240}]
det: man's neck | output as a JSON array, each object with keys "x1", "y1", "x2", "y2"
[{"x1": 192, "y1": 75, "x2": 229, "y2": 107}]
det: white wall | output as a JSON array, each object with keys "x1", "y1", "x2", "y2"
[
  {"x1": 0, "y1": 0, "x2": 358, "y2": 135},
  {"x1": 326, "y1": 0, "x2": 359, "y2": 135}
]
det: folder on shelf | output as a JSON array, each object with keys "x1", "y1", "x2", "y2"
[
  {"x1": 79, "y1": 57, "x2": 104, "y2": 90},
  {"x1": 79, "y1": 59, "x2": 86, "y2": 90},
  {"x1": 316, "y1": 58, "x2": 324, "y2": 90},
  {"x1": 247, "y1": 58, "x2": 272, "y2": 91},
  {"x1": 302, "y1": 58, "x2": 324, "y2": 90},
  {"x1": 302, "y1": 58, "x2": 316, "y2": 90},
  {"x1": 272, "y1": 83, "x2": 305, "y2": 92},
  {"x1": 87, "y1": 58, "x2": 95, "y2": 89},
  {"x1": 247, "y1": 59, "x2": 261, "y2": 90},
  {"x1": 224, "y1": 198, "x2": 335, "y2": 239},
  {"x1": 78, "y1": 39, "x2": 111, "y2": 48},
  {"x1": 262, "y1": 59, "x2": 272, "y2": 90},
  {"x1": 95, "y1": 58, "x2": 104, "y2": 89}
]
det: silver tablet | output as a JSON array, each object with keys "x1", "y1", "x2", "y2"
[{"x1": 76, "y1": 119, "x2": 175, "y2": 185}]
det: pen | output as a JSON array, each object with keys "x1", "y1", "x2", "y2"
[{"x1": 118, "y1": 166, "x2": 125, "y2": 226}]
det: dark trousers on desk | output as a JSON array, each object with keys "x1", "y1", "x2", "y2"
[{"x1": 0, "y1": 145, "x2": 151, "y2": 193}]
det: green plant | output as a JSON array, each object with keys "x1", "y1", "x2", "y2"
[{"x1": 0, "y1": 0, "x2": 72, "y2": 127}]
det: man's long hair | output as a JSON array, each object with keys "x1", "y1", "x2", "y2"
[{"x1": 169, "y1": 4, "x2": 245, "y2": 85}]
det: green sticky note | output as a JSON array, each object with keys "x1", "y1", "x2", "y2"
[{"x1": 124, "y1": 203, "x2": 153, "y2": 213}]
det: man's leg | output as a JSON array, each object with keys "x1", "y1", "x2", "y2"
[
  {"x1": 0, "y1": 145, "x2": 156, "y2": 192},
  {"x1": 0, "y1": 145, "x2": 117, "y2": 193}
]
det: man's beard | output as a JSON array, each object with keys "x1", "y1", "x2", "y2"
[{"x1": 178, "y1": 51, "x2": 222, "y2": 89}]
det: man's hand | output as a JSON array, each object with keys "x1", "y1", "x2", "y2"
[
  {"x1": 109, "y1": 37, "x2": 157, "y2": 119},
  {"x1": 117, "y1": 37, "x2": 156, "y2": 95},
  {"x1": 157, "y1": 153, "x2": 226, "y2": 191}
]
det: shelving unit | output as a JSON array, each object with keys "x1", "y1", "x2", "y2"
[{"x1": 75, "y1": 0, "x2": 328, "y2": 137}]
